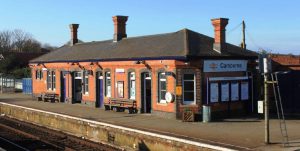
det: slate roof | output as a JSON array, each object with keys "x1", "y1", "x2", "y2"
[{"x1": 30, "y1": 29, "x2": 258, "y2": 63}]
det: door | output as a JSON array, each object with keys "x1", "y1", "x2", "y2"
[
  {"x1": 141, "y1": 72, "x2": 152, "y2": 113},
  {"x1": 72, "y1": 71, "x2": 82, "y2": 103},
  {"x1": 61, "y1": 72, "x2": 67, "y2": 102},
  {"x1": 96, "y1": 71, "x2": 104, "y2": 108}
]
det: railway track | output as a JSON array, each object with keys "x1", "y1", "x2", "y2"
[{"x1": 0, "y1": 116, "x2": 121, "y2": 151}]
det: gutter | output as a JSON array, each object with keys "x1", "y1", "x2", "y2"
[{"x1": 29, "y1": 56, "x2": 188, "y2": 64}]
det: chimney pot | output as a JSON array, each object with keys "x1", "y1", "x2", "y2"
[
  {"x1": 69, "y1": 24, "x2": 79, "y2": 45},
  {"x1": 112, "y1": 15, "x2": 128, "y2": 42},
  {"x1": 211, "y1": 18, "x2": 229, "y2": 53}
]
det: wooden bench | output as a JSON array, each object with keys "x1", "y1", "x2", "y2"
[
  {"x1": 44, "y1": 93, "x2": 59, "y2": 102},
  {"x1": 40, "y1": 93, "x2": 59, "y2": 103},
  {"x1": 104, "y1": 98, "x2": 137, "y2": 114},
  {"x1": 35, "y1": 93, "x2": 43, "y2": 101}
]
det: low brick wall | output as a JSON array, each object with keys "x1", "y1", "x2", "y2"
[{"x1": 0, "y1": 102, "x2": 234, "y2": 151}]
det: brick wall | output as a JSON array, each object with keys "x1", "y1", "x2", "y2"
[{"x1": 31, "y1": 60, "x2": 177, "y2": 114}]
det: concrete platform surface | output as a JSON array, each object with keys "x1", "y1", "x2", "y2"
[{"x1": 1, "y1": 93, "x2": 300, "y2": 151}]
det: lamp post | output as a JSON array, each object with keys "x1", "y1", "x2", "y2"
[{"x1": 263, "y1": 57, "x2": 269, "y2": 144}]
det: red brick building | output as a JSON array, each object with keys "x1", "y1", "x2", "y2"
[
  {"x1": 29, "y1": 16, "x2": 258, "y2": 119},
  {"x1": 271, "y1": 54, "x2": 300, "y2": 71},
  {"x1": 269, "y1": 54, "x2": 300, "y2": 114}
]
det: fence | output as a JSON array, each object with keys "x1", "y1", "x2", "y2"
[
  {"x1": 22, "y1": 78, "x2": 32, "y2": 94},
  {"x1": 0, "y1": 74, "x2": 30, "y2": 94}
]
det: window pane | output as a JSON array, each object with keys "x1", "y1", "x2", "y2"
[
  {"x1": 160, "y1": 81, "x2": 166, "y2": 90},
  {"x1": 184, "y1": 81, "x2": 194, "y2": 91},
  {"x1": 184, "y1": 92, "x2": 194, "y2": 102},
  {"x1": 47, "y1": 71, "x2": 51, "y2": 90},
  {"x1": 221, "y1": 82, "x2": 229, "y2": 102},
  {"x1": 52, "y1": 71, "x2": 56, "y2": 90},
  {"x1": 231, "y1": 82, "x2": 239, "y2": 101},
  {"x1": 105, "y1": 72, "x2": 111, "y2": 97},
  {"x1": 40, "y1": 71, "x2": 43, "y2": 79},
  {"x1": 160, "y1": 91, "x2": 166, "y2": 100},
  {"x1": 159, "y1": 73, "x2": 166, "y2": 79},
  {"x1": 184, "y1": 74, "x2": 194, "y2": 80},
  {"x1": 36, "y1": 70, "x2": 39, "y2": 79},
  {"x1": 210, "y1": 83, "x2": 219, "y2": 103},
  {"x1": 130, "y1": 80, "x2": 135, "y2": 99},
  {"x1": 84, "y1": 71, "x2": 89, "y2": 94}
]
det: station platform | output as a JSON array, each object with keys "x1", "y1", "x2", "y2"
[{"x1": 1, "y1": 93, "x2": 300, "y2": 150}]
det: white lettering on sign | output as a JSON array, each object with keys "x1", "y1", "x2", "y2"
[
  {"x1": 115, "y1": 68, "x2": 125, "y2": 73},
  {"x1": 204, "y1": 60, "x2": 247, "y2": 72}
]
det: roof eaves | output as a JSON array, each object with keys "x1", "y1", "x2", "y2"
[{"x1": 29, "y1": 56, "x2": 188, "y2": 64}]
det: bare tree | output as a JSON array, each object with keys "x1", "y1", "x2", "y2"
[
  {"x1": 12, "y1": 29, "x2": 31, "y2": 52},
  {"x1": 0, "y1": 29, "x2": 43, "y2": 53},
  {"x1": 0, "y1": 30, "x2": 13, "y2": 52}
]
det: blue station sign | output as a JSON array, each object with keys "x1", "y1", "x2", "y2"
[{"x1": 204, "y1": 60, "x2": 248, "y2": 72}]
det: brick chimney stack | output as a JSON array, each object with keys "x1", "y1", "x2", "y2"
[
  {"x1": 112, "y1": 15, "x2": 128, "y2": 42},
  {"x1": 69, "y1": 24, "x2": 79, "y2": 45},
  {"x1": 211, "y1": 18, "x2": 229, "y2": 53}
]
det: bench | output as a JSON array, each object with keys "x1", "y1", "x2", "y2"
[
  {"x1": 104, "y1": 98, "x2": 137, "y2": 114},
  {"x1": 36, "y1": 93, "x2": 59, "y2": 103},
  {"x1": 44, "y1": 93, "x2": 59, "y2": 102}
]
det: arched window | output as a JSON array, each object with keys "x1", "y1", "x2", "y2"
[
  {"x1": 83, "y1": 70, "x2": 89, "y2": 94},
  {"x1": 158, "y1": 72, "x2": 167, "y2": 103},
  {"x1": 47, "y1": 70, "x2": 56, "y2": 90},
  {"x1": 105, "y1": 72, "x2": 111, "y2": 97},
  {"x1": 128, "y1": 72, "x2": 136, "y2": 99}
]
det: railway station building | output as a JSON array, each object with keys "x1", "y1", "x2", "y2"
[{"x1": 30, "y1": 16, "x2": 258, "y2": 120}]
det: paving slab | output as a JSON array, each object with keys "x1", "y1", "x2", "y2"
[{"x1": 1, "y1": 93, "x2": 300, "y2": 150}]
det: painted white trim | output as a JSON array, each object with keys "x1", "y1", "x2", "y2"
[
  {"x1": 0, "y1": 102, "x2": 249, "y2": 151},
  {"x1": 182, "y1": 73, "x2": 196, "y2": 105}
]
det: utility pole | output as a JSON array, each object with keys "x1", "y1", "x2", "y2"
[
  {"x1": 263, "y1": 57, "x2": 270, "y2": 144},
  {"x1": 241, "y1": 20, "x2": 246, "y2": 50}
]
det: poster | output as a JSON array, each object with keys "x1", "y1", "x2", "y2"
[
  {"x1": 241, "y1": 81, "x2": 249, "y2": 100},
  {"x1": 231, "y1": 82, "x2": 239, "y2": 101},
  {"x1": 117, "y1": 81, "x2": 124, "y2": 98},
  {"x1": 210, "y1": 83, "x2": 219, "y2": 103},
  {"x1": 221, "y1": 82, "x2": 229, "y2": 102}
]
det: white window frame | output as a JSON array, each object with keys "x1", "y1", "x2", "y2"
[
  {"x1": 182, "y1": 73, "x2": 196, "y2": 105},
  {"x1": 158, "y1": 72, "x2": 167, "y2": 104},
  {"x1": 129, "y1": 72, "x2": 136, "y2": 99},
  {"x1": 47, "y1": 70, "x2": 56, "y2": 91},
  {"x1": 105, "y1": 72, "x2": 111, "y2": 97},
  {"x1": 83, "y1": 71, "x2": 89, "y2": 95},
  {"x1": 36, "y1": 70, "x2": 43, "y2": 80}
]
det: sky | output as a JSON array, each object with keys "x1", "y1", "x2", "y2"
[{"x1": 0, "y1": 0, "x2": 299, "y2": 54}]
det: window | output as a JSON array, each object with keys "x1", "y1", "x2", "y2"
[
  {"x1": 129, "y1": 72, "x2": 136, "y2": 99},
  {"x1": 105, "y1": 72, "x2": 111, "y2": 97},
  {"x1": 210, "y1": 82, "x2": 219, "y2": 103},
  {"x1": 183, "y1": 74, "x2": 195, "y2": 104},
  {"x1": 158, "y1": 72, "x2": 167, "y2": 103},
  {"x1": 47, "y1": 70, "x2": 56, "y2": 90},
  {"x1": 221, "y1": 82, "x2": 229, "y2": 102},
  {"x1": 117, "y1": 81, "x2": 124, "y2": 98},
  {"x1": 231, "y1": 82, "x2": 239, "y2": 101},
  {"x1": 83, "y1": 71, "x2": 89, "y2": 94},
  {"x1": 241, "y1": 81, "x2": 249, "y2": 100},
  {"x1": 36, "y1": 70, "x2": 43, "y2": 79}
]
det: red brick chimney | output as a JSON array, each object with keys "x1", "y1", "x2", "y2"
[
  {"x1": 112, "y1": 15, "x2": 128, "y2": 42},
  {"x1": 211, "y1": 18, "x2": 229, "y2": 53},
  {"x1": 69, "y1": 24, "x2": 79, "y2": 45}
]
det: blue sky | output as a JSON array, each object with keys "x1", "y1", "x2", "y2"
[{"x1": 0, "y1": 0, "x2": 299, "y2": 54}]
